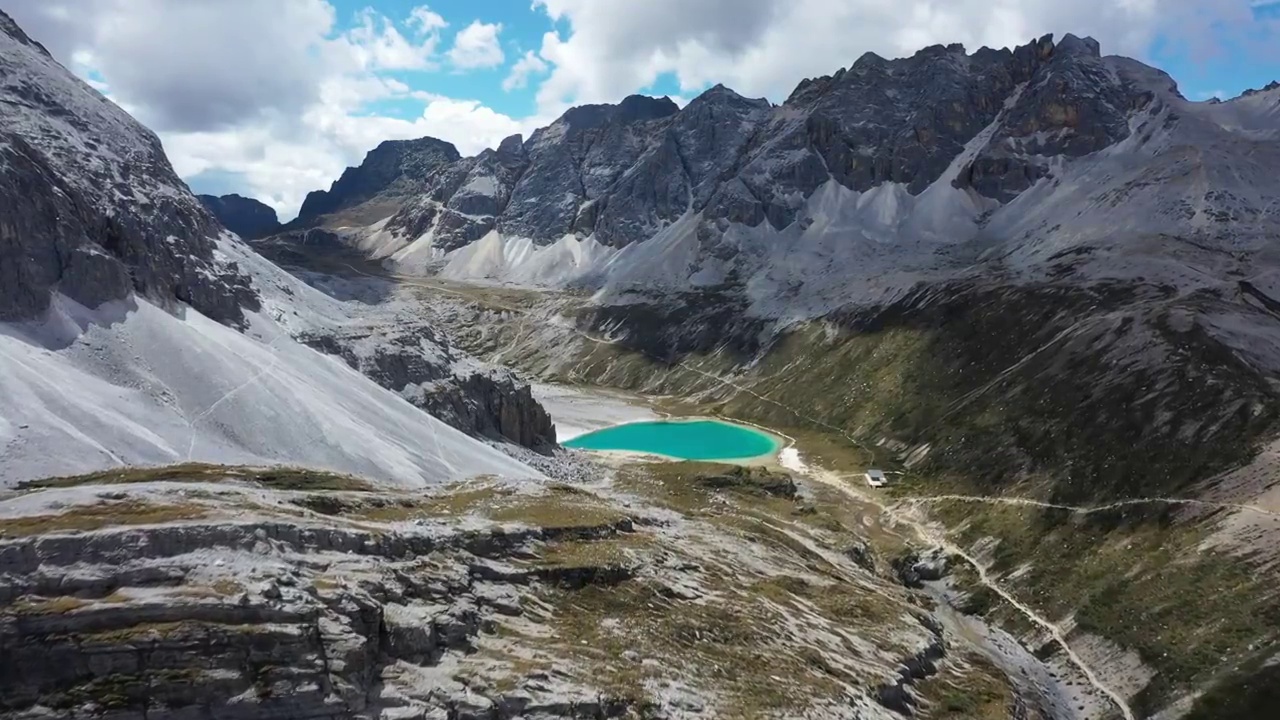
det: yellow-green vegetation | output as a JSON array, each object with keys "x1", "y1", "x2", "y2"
[
  {"x1": 0, "y1": 500, "x2": 208, "y2": 538},
  {"x1": 434, "y1": 283, "x2": 1280, "y2": 715},
  {"x1": 615, "y1": 461, "x2": 803, "y2": 515},
  {"x1": 485, "y1": 485, "x2": 631, "y2": 529},
  {"x1": 614, "y1": 460, "x2": 902, "y2": 557},
  {"x1": 1183, "y1": 660, "x2": 1280, "y2": 720},
  {"x1": 533, "y1": 533, "x2": 655, "y2": 570},
  {"x1": 7, "y1": 596, "x2": 90, "y2": 615},
  {"x1": 929, "y1": 500, "x2": 1280, "y2": 714},
  {"x1": 720, "y1": 325, "x2": 936, "y2": 451},
  {"x1": 914, "y1": 653, "x2": 1016, "y2": 720},
  {"x1": 534, "y1": 576, "x2": 845, "y2": 717},
  {"x1": 454, "y1": 284, "x2": 1278, "y2": 504},
  {"x1": 173, "y1": 579, "x2": 245, "y2": 598},
  {"x1": 292, "y1": 481, "x2": 634, "y2": 531},
  {"x1": 80, "y1": 620, "x2": 199, "y2": 644},
  {"x1": 465, "y1": 459, "x2": 926, "y2": 718},
  {"x1": 46, "y1": 668, "x2": 205, "y2": 711},
  {"x1": 18, "y1": 463, "x2": 376, "y2": 492}
]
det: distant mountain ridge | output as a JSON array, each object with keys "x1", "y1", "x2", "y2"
[
  {"x1": 274, "y1": 32, "x2": 1279, "y2": 312},
  {"x1": 263, "y1": 29, "x2": 1280, "y2": 518},
  {"x1": 197, "y1": 193, "x2": 281, "y2": 239},
  {"x1": 286, "y1": 136, "x2": 463, "y2": 230}
]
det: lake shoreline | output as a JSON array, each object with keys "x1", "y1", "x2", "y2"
[{"x1": 564, "y1": 417, "x2": 785, "y2": 464}]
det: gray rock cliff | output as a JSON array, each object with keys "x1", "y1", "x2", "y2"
[
  {"x1": 0, "y1": 10, "x2": 257, "y2": 325},
  {"x1": 292, "y1": 137, "x2": 462, "y2": 227},
  {"x1": 282, "y1": 33, "x2": 1167, "y2": 268},
  {"x1": 198, "y1": 193, "x2": 282, "y2": 239}
]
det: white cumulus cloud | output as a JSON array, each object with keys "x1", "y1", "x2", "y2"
[
  {"x1": 1, "y1": 0, "x2": 534, "y2": 220},
  {"x1": 530, "y1": 0, "x2": 1273, "y2": 113},
  {"x1": 345, "y1": 6, "x2": 446, "y2": 71},
  {"x1": 448, "y1": 21, "x2": 506, "y2": 70},
  {"x1": 503, "y1": 50, "x2": 550, "y2": 91}
]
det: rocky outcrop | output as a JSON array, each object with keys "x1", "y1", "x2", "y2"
[
  {"x1": 416, "y1": 371, "x2": 557, "y2": 452},
  {"x1": 381, "y1": 95, "x2": 682, "y2": 251},
  {"x1": 0, "y1": 11, "x2": 257, "y2": 325},
  {"x1": 301, "y1": 324, "x2": 556, "y2": 452},
  {"x1": 293, "y1": 137, "x2": 462, "y2": 226},
  {"x1": 893, "y1": 548, "x2": 952, "y2": 588},
  {"x1": 198, "y1": 193, "x2": 282, "y2": 239},
  {"x1": 874, "y1": 616, "x2": 948, "y2": 715},
  {"x1": 692, "y1": 464, "x2": 798, "y2": 498},
  {"x1": 386, "y1": 133, "x2": 531, "y2": 252},
  {"x1": 0, "y1": 508, "x2": 641, "y2": 719},
  {"x1": 954, "y1": 34, "x2": 1153, "y2": 202},
  {"x1": 0, "y1": 467, "x2": 956, "y2": 720}
]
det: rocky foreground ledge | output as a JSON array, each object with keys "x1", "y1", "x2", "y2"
[{"x1": 0, "y1": 463, "x2": 1017, "y2": 720}]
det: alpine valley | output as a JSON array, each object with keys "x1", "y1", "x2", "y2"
[{"x1": 2, "y1": 6, "x2": 1279, "y2": 720}]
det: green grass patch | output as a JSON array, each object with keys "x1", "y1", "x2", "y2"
[
  {"x1": 930, "y1": 499, "x2": 1280, "y2": 710},
  {"x1": 19, "y1": 463, "x2": 376, "y2": 492},
  {"x1": 0, "y1": 500, "x2": 209, "y2": 538}
]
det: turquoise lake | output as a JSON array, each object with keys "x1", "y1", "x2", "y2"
[{"x1": 564, "y1": 419, "x2": 781, "y2": 460}]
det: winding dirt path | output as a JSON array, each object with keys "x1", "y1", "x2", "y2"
[{"x1": 899, "y1": 494, "x2": 1279, "y2": 519}]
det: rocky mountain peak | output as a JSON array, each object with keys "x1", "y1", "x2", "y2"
[
  {"x1": 295, "y1": 31, "x2": 1259, "y2": 288},
  {"x1": 1240, "y1": 79, "x2": 1280, "y2": 98},
  {"x1": 852, "y1": 50, "x2": 888, "y2": 69},
  {"x1": 911, "y1": 42, "x2": 965, "y2": 60},
  {"x1": 294, "y1": 136, "x2": 462, "y2": 224},
  {"x1": 0, "y1": 10, "x2": 257, "y2": 324},
  {"x1": 689, "y1": 83, "x2": 770, "y2": 111},
  {"x1": 616, "y1": 93, "x2": 679, "y2": 122},
  {"x1": 497, "y1": 133, "x2": 525, "y2": 156},
  {"x1": 1055, "y1": 33, "x2": 1103, "y2": 58},
  {"x1": 0, "y1": 9, "x2": 49, "y2": 57},
  {"x1": 555, "y1": 94, "x2": 678, "y2": 132},
  {"x1": 198, "y1": 193, "x2": 282, "y2": 239},
  {"x1": 370, "y1": 135, "x2": 462, "y2": 163}
]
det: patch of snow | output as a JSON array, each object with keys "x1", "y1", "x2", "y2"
[{"x1": 461, "y1": 174, "x2": 499, "y2": 196}]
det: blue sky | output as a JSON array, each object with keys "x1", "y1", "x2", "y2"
[
  {"x1": 339, "y1": 0, "x2": 546, "y2": 119},
  {"x1": 1154, "y1": 0, "x2": 1280, "y2": 99},
  {"x1": 337, "y1": 0, "x2": 1280, "y2": 116},
  {"x1": 329, "y1": 0, "x2": 684, "y2": 120},
  {"x1": 9, "y1": 0, "x2": 1275, "y2": 218}
]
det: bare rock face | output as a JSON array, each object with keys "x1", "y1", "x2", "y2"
[
  {"x1": 198, "y1": 193, "x2": 282, "y2": 239},
  {"x1": 954, "y1": 33, "x2": 1153, "y2": 202},
  {"x1": 385, "y1": 133, "x2": 531, "y2": 253},
  {"x1": 0, "y1": 505, "x2": 638, "y2": 719},
  {"x1": 418, "y1": 371, "x2": 557, "y2": 452},
  {"x1": 382, "y1": 96, "x2": 682, "y2": 250},
  {"x1": 294, "y1": 137, "x2": 462, "y2": 226},
  {"x1": 293, "y1": 33, "x2": 1160, "y2": 264},
  {"x1": 0, "y1": 11, "x2": 257, "y2": 324},
  {"x1": 300, "y1": 321, "x2": 556, "y2": 452}
]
